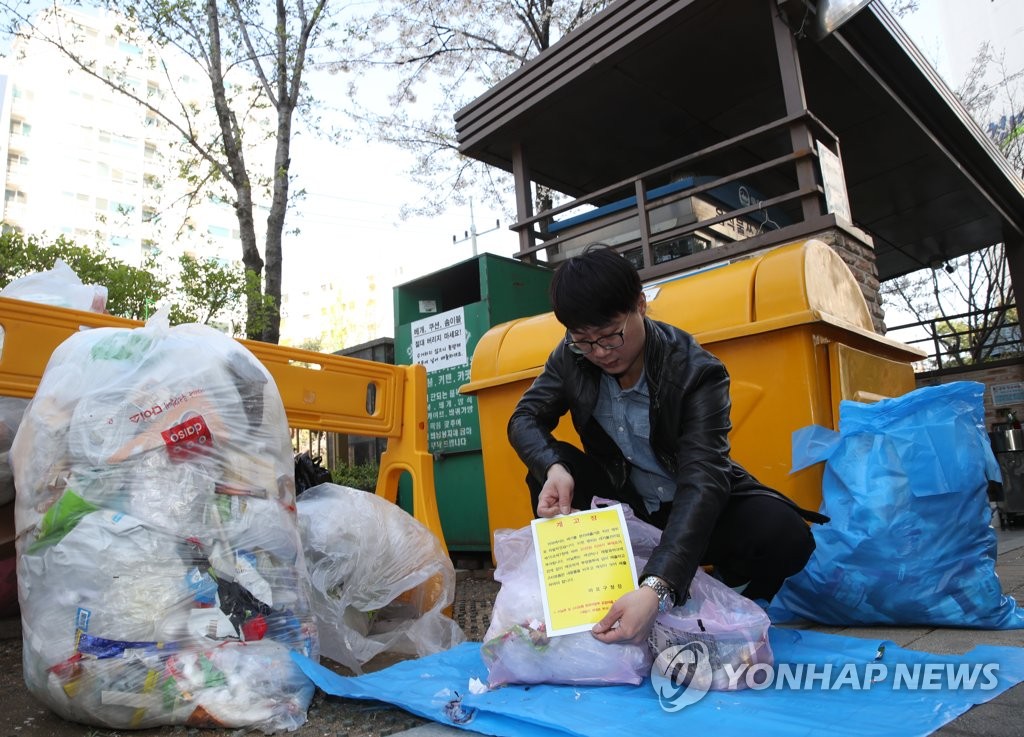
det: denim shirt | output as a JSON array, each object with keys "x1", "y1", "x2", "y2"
[{"x1": 593, "y1": 371, "x2": 675, "y2": 513}]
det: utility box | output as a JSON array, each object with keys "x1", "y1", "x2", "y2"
[
  {"x1": 394, "y1": 253, "x2": 554, "y2": 551},
  {"x1": 461, "y1": 239, "x2": 925, "y2": 548}
]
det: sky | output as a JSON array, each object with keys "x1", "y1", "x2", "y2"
[
  {"x1": 276, "y1": 62, "x2": 520, "y2": 348},
  {"x1": 888, "y1": 0, "x2": 1024, "y2": 85}
]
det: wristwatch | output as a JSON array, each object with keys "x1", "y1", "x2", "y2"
[{"x1": 640, "y1": 575, "x2": 677, "y2": 613}]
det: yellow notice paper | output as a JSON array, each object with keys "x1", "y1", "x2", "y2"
[{"x1": 531, "y1": 505, "x2": 638, "y2": 636}]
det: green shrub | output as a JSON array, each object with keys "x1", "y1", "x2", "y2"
[{"x1": 330, "y1": 462, "x2": 379, "y2": 492}]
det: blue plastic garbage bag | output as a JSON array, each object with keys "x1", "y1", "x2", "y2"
[{"x1": 771, "y1": 381, "x2": 1024, "y2": 628}]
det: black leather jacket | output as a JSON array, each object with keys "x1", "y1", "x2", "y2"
[{"x1": 508, "y1": 316, "x2": 812, "y2": 596}]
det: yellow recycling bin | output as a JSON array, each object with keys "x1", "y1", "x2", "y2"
[{"x1": 460, "y1": 238, "x2": 925, "y2": 548}]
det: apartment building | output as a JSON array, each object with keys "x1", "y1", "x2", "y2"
[{"x1": 0, "y1": 6, "x2": 254, "y2": 268}]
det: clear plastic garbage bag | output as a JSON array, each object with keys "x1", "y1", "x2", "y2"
[
  {"x1": 11, "y1": 311, "x2": 317, "y2": 732},
  {"x1": 771, "y1": 381, "x2": 1024, "y2": 628},
  {"x1": 481, "y1": 500, "x2": 654, "y2": 687},
  {"x1": 649, "y1": 569, "x2": 774, "y2": 691},
  {"x1": 1, "y1": 259, "x2": 107, "y2": 313},
  {"x1": 296, "y1": 483, "x2": 465, "y2": 674}
]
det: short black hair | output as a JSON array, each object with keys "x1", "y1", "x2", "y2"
[{"x1": 549, "y1": 245, "x2": 642, "y2": 331}]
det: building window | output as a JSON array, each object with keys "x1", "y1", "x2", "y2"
[
  {"x1": 4, "y1": 189, "x2": 26, "y2": 205},
  {"x1": 653, "y1": 234, "x2": 711, "y2": 264},
  {"x1": 9, "y1": 120, "x2": 31, "y2": 136}
]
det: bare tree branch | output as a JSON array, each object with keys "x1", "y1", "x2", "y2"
[{"x1": 334, "y1": 0, "x2": 612, "y2": 217}]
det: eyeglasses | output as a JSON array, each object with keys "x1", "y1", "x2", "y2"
[{"x1": 565, "y1": 318, "x2": 628, "y2": 355}]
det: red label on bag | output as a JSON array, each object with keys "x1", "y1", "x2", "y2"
[{"x1": 162, "y1": 415, "x2": 213, "y2": 461}]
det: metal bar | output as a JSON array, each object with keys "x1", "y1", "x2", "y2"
[
  {"x1": 511, "y1": 111, "x2": 811, "y2": 233},
  {"x1": 513, "y1": 150, "x2": 817, "y2": 261},
  {"x1": 1007, "y1": 233, "x2": 1024, "y2": 312},
  {"x1": 637, "y1": 213, "x2": 842, "y2": 282},
  {"x1": 769, "y1": 0, "x2": 821, "y2": 223},
  {"x1": 511, "y1": 142, "x2": 537, "y2": 261},
  {"x1": 634, "y1": 179, "x2": 654, "y2": 268}
]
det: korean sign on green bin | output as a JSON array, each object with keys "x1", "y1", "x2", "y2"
[{"x1": 410, "y1": 306, "x2": 481, "y2": 453}]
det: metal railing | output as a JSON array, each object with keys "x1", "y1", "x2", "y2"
[
  {"x1": 885, "y1": 304, "x2": 1022, "y2": 373},
  {"x1": 510, "y1": 110, "x2": 845, "y2": 281}
]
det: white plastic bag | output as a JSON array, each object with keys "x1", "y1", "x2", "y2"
[
  {"x1": 11, "y1": 311, "x2": 317, "y2": 732},
  {"x1": 481, "y1": 501, "x2": 654, "y2": 687},
  {"x1": 297, "y1": 483, "x2": 465, "y2": 673},
  {"x1": 1, "y1": 259, "x2": 107, "y2": 312}
]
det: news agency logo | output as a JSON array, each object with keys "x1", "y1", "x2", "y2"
[
  {"x1": 650, "y1": 642, "x2": 714, "y2": 711},
  {"x1": 651, "y1": 641, "x2": 1002, "y2": 712}
]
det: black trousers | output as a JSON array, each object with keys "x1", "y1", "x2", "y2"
[{"x1": 525, "y1": 442, "x2": 815, "y2": 601}]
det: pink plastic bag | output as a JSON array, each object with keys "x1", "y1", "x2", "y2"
[
  {"x1": 482, "y1": 520, "x2": 653, "y2": 687},
  {"x1": 649, "y1": 568, "x2": 774, "y2": 691}
]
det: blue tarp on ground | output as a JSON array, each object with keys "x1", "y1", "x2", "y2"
[{"x1": 293, "y1": 627, "x2": 1024, "y2": 737}]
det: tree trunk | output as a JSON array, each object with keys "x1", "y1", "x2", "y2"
[
  {"x1": 205, "y1": 0, "x2": 265, "y2": 340},
  {"x1": 237, "y1": 194, "x2": 265, "y2": 340},
  {"x1": 262, "y1": 115, "x2": 291, "y2": 344}
]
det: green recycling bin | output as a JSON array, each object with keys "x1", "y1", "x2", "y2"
[{"x1": 394, "y1": 253, "x2": 553, "y2": 551}]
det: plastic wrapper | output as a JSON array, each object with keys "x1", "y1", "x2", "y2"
[
  {"x1": 11, "y1": 311, "x2": 318, "y2": 732},
  {"x1": 649, "y1": 569, "x2": 773, "y2": 691},
  {"x1": 296, "y1": 483, "x2": 464, "y2": 673},
  {"x1": 481, "y1": 501, "x2": 655, "y2": 687},
  {"x1": 772, "y1": 381, "x2": 1024, "y2": 628},
  {"x1": 1, "y1": 259, "x2": 107, "y2": 313}
]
